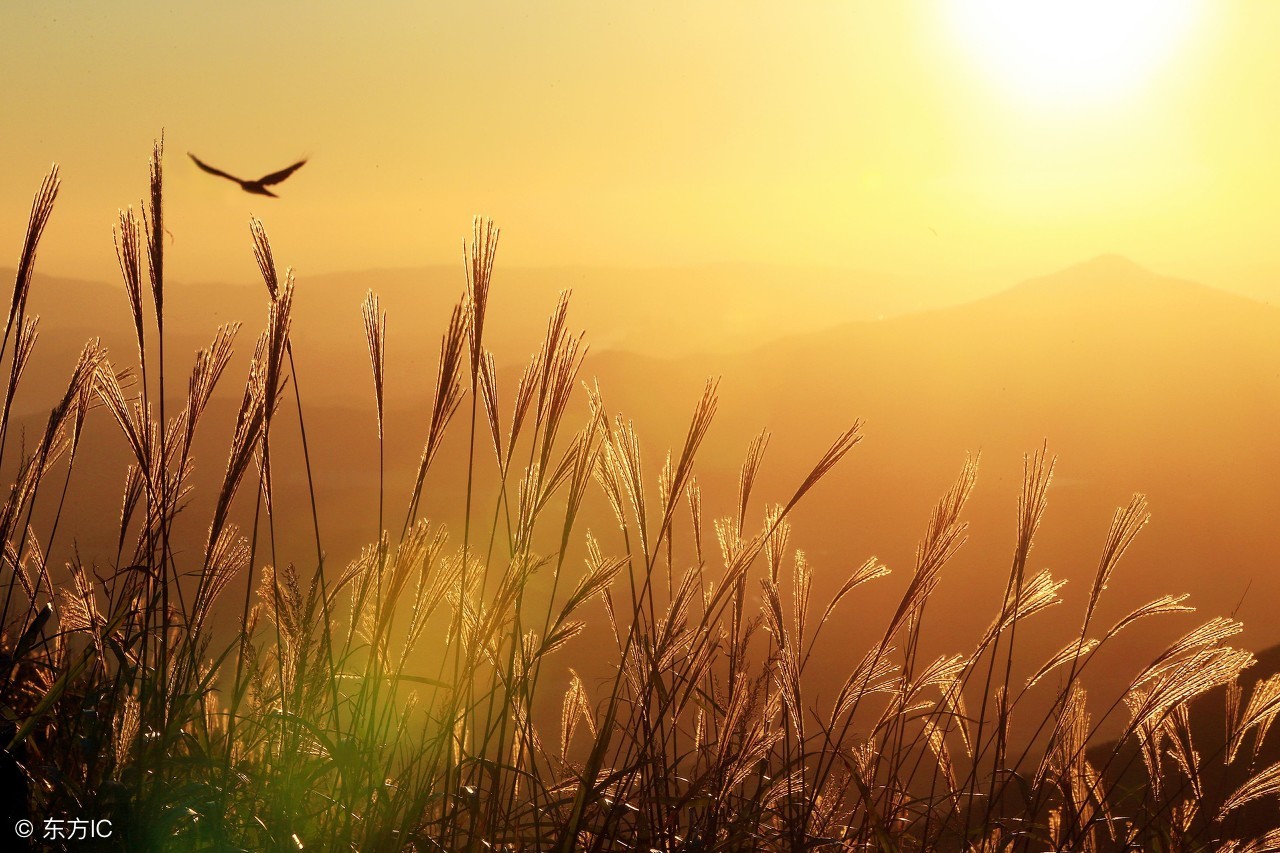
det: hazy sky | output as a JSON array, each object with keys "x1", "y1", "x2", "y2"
[{"x1": 3, "y1": 2, "x2": 1280, "y2": 300}]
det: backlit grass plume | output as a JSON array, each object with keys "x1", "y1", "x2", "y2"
[{"x1": 0, "y1": 145, "x2": 1276, "y2": 851}]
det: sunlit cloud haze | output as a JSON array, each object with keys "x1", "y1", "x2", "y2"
[{"x1": 3, "y1": 2, "x2": 1280, "y2": 302}]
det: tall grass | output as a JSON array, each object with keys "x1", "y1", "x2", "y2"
[{"x1": 1, "y1": 146, "x2": 1278, "y2": 851}]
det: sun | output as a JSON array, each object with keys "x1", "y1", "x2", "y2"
[{"x1": 947, "y1": 0, "x2": 1201, "y2": 107}]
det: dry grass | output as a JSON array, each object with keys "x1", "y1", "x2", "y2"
[{"x1": 0, "y1": 145, "x2": 1277, "y2": 850}]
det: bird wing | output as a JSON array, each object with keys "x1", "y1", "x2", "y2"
[
  {"x1": 188, "y1": 153, "x2": 243, "y2": 183},
  {"x1": 257, "y1": 159, "x2": 307, "y2": 186}
]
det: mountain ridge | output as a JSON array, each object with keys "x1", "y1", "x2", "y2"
[{"x1": 0, "y1": 253, "x2": 1275, "y2": 709}]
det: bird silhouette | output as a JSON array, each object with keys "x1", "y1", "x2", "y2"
[{"x1": 188, "y1": 153, "x2": 307, "y2": 197}]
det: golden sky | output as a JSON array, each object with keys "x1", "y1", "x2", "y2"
[{"x1": 3, "y1": 2, "x2": 1279, "y2": 302}]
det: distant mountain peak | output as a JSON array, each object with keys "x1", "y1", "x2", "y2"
[
  {"x1": 1005, "y1": 253, "x2": 1169, "y2": 302},
  {"x1": 1068, "y1": 253, "x2": 1152, "y2": 277},
  {"x1": 982, "y1": 253, "x2": 1275, "y2": 323}
]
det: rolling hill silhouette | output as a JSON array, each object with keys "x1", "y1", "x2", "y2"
[
  {"x1": 4, "y1": 255, "x2": 1277, "y2": 721},
  {"x1": 573, "y1": 255, "x2": 1280, "y2": 709}
]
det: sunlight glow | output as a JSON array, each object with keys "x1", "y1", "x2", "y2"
[{"x1": 947, "y1": 0, "x2": 1201, "y2": 107}]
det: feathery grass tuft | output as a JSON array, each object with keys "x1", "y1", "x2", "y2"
[{"x1": 0, "y1": 149, "x2": 1273, "y2": 852}]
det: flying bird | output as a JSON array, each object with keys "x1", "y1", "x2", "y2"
[{"x1": 188, "y1": 153, "x2": 307, "y2": 197}]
